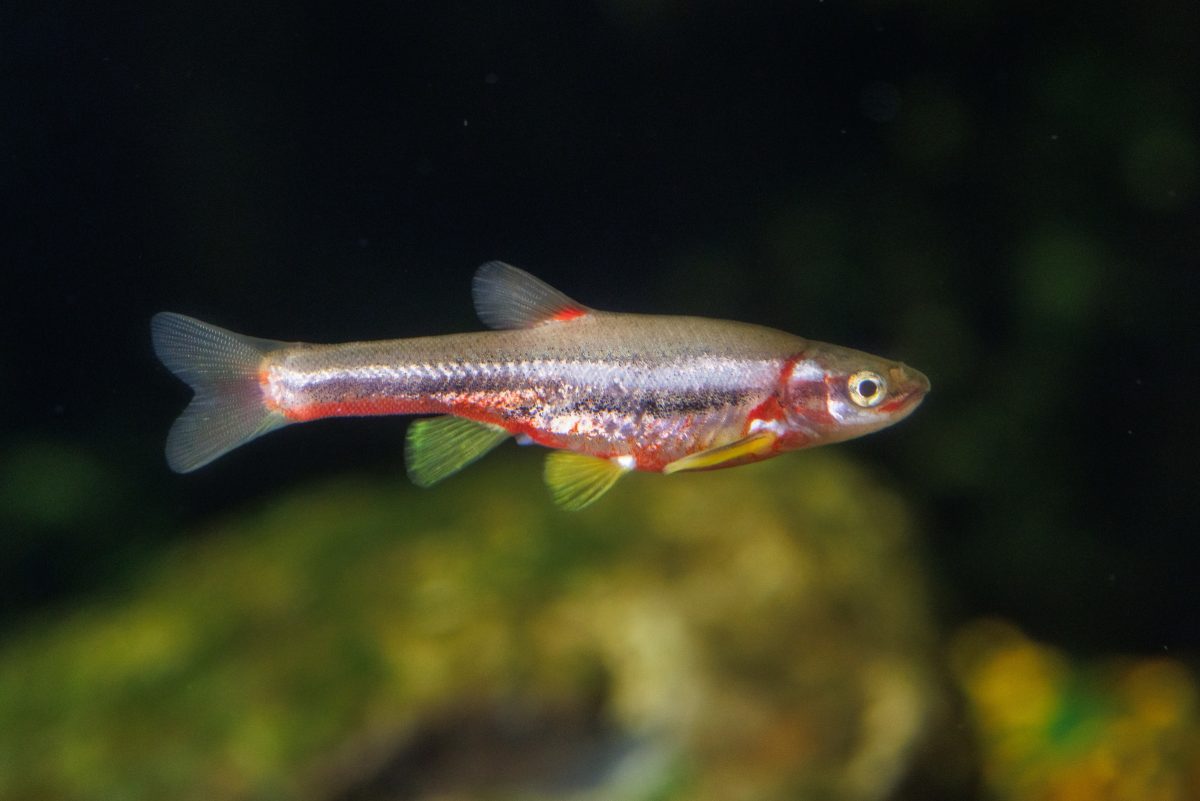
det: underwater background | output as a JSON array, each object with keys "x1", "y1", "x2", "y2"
[{"x1": 3, "y1": 2, "x2": 1198, "y2": 799}]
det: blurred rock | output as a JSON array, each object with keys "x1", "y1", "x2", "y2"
[
  {"x1": 0, "y1": 452, "x2": 951, "y2": 801},
  {"x1": 951, "y1": 620, "x2": 1200, "y2": 801}
]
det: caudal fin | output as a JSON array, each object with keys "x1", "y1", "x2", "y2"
[{"x1": 151, "y1": 312, "x2": 290, "y2": 473}]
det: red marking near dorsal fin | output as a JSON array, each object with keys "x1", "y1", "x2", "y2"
[{"x1": 550, "y1": 307, "x2": 587, "y2": 322}]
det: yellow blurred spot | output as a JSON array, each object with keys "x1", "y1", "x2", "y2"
[
  {"x1": 1120, "y1": 659, "x2": 1196, "y2": 729},
  {"x1": 952, "y1": 620, "x2": 1200, "y2": 801}
]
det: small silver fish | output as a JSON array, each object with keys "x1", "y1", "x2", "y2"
[{"x1": 153, "y1": 262, "x2": 929, "y2": 508}]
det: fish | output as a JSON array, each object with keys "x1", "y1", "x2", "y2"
[{"x1": 152, "y1": 262, "x2": 929, "y2": 509}]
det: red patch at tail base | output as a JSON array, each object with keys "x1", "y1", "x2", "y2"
[{"x1": 259, "y1": 369, "x2": 280, "y2": 412}]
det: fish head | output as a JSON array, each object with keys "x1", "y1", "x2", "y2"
[{"x1": 782, "y1": 346, "x2": 930, "y2": 446}]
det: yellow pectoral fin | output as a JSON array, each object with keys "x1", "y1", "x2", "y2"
[
  {"x1": 662, "y1": 431, "x2": 778, "y2": 475},
  {"x1": 544, "y1": 451, "x2": 629, "y2": 511}
]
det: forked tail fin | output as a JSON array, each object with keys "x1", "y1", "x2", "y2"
[{"x1": 151, "y1": 312, "x2": 290, "y2": 473}]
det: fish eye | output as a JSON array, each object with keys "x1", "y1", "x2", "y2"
[{"x1": 848, "y1": 371, "x2": 886, "y2": 408}]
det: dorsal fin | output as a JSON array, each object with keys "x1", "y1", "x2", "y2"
[{"x1": 472, "y1": 261, "x2": 591, "y2": 330}]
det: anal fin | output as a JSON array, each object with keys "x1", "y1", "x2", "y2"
[
  {"x1": 405, "y1": 416, "x2": 510, "y2": 487},
  {"x1": 661, "y1": 431, "x2": 778, "y2": 475},
  {"x1": 544, "y1": 451, "x2": 629, "y2": 511}
]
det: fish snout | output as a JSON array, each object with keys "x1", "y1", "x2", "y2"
[{"x1": 889, "y1": 363, "x2": 931, "y2": 408}]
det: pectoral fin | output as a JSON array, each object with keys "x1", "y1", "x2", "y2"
[
  {"x1": 661, "y1": 431, "x2": 778, "y2": 475},
  {"x1": 405, "y1": 416, "x2": 510, "y2": 487},
  {"x1": 544, "y1": 451, "x2": 629, "y2": 510}
]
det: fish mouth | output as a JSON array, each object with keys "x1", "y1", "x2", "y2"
[
  {"x1": 905, "y1": 364, "x2": 931, "y2": 396},
  {"x1": 882, "y1": 364, "x2": 930, "y2": 419}
]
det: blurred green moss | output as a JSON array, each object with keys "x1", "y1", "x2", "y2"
[
  {"x1": 1014, "y1": 227, "x2": 1105, "y2": 330},
  {"x1": 0, "y1": 442, "x2": 123, "y2": 530},
  {"x1": 1123, "y1": 126, "x2": 1197, "y2": 211},
  {"x1": 0, "y1": 452, "x2": 946, "y2": 801}
]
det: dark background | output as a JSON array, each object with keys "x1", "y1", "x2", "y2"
[{"x1": 4, "y1": 0, "x2": 1197, "y2": 664}]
